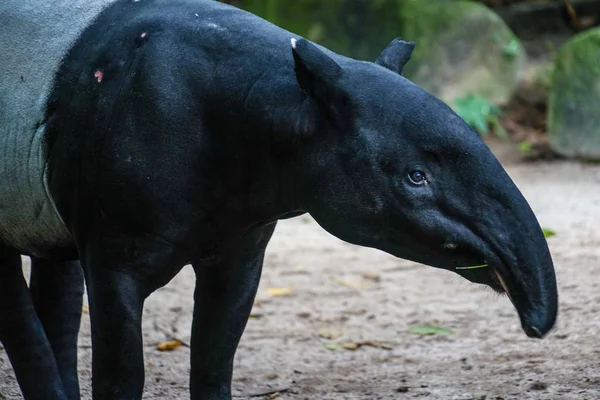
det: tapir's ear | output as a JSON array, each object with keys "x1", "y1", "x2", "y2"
[
  {"x1": 375, "y1": 38, "x2": 415, "y2": 75},
  {"x1": 291, "y1": 37, "x2": 343, "y2": 101}
]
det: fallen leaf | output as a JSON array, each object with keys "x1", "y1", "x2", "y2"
[
  {"x1": 332, "y1": 276, "x2": 372, "y2": 289},
  {"x1": 82, "y1": 305, "x2": 89, "y2": 314},
  {"x1": 361, "y1": 341, "x2": 393, "y2": 350},
  {"x1": 324, "y1": 343, "x2": 340, "y2": 350},
  {"x1": 342, "y1": 342, "x2": 361, "y2": 351},
  {"x1": 318, "y1": 328, "x2": 340, "y2": 340},
  {"x1": 362, "y1": 272, "x2": 381, "y2": 282},
  {"x1": 249, "y1": 312, "x2": 263, "y2": 319},
  {"x1": 266, "y1": 287, "x2": 293, "y2": 297},
  {"x1": 266, "y1": 393, "x2": 280, "y2": 400},
  {"x1": 542, "y1": 228, "x2": 556, "y2": 238},
  {"x1": 341, "y1": 341, "x2": 393, "y2": 351},
  {"x1": 409, "y1": 325, "x2": 453, "y2": 335},
  {"x1": 156, "y1": 339, "x2": 182, "y2": 351}
]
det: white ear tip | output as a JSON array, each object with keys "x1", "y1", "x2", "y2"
[{"x1": 290, "y1": 38, "x2": 297, "y2": 49}]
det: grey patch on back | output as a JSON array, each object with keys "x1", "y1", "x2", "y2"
[{"x1": 0, "y1": 0, "x2": 118, "y2": 255}]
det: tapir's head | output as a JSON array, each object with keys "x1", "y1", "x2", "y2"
[{"x1": 291, "y1": 38, "x2": 558, "y2": 338}]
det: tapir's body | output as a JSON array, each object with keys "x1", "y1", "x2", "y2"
[
  {"x1": 0, "y1": 0, "x2": 305, "y2": 257},
  {"x1": 0, "y1": 1, "x2": 119, "y2": 255},
  {"x1": 0, "y1": 1, "x2": 558, "y2": 399}
]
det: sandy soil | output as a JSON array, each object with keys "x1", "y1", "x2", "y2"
[{"x1": 1, "y1": 143, "x2": 599, "y2": 400}]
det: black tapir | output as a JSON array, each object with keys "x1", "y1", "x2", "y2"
[{"x1": 0, "y1": 0, "x2": 558, "y2": 399}]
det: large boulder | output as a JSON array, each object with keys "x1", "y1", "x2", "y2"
[
  {"x1": 399, "y1": 0, "x2": 527, "y2": 105},
  {"x1": 224, "y1": 0, "x2": 525, "y2": 105},
  {"x1": 227, "y1": 0, "x2": 405, "y2": 62},
  {"x1": 548, "y1": 28, "x2": 600, "y2": 160}
]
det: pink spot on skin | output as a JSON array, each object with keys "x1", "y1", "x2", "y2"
[
  {"x1": 141, "y1": 32, "x2": 147, "y2": 38},
  {"x1": 94, "y1": 70, "x2": 103, "y2": 83}
]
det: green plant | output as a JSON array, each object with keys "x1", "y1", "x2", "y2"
[
  {"x1": 517, "y1": 141, "x2": 533, "y2": 153},
  {"x1": 503, "y1": 38, "x2": 520, "y2": 59},
  {"x1": 452, "y1": 94, "x2": 507, "y2": 139}
]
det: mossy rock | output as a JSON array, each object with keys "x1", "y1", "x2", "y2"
[
  {"x1": 233, "y1": 0, "x2": 405, "y2": 62},
  {"x1": 548, "y1": 28, "x2": 600, "y2": 160},
  {"x1": 398, "y1": 0, "x2": 526, "y2": 105},
  {"x1": 229, "y1": 0, "x2": 524, "y2": 105}
]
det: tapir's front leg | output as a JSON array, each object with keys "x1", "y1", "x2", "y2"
[
  {"x1": 80, "y1": 233, "x2": 184, "y2": 399},
  {"x1": 0, "y1": 247, "x2": 67, "y2": 399},
  {"x1": 190, "y1": 223, "x2": 277, "y2": 400},
  {"x1": 30, "y1": 258, "x2": 84, "y2": 400}
]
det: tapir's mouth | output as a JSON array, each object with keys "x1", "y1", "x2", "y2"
[
  {"x1": 486, "y1": 265, "x2": 509, "y2": 296},
  {"x1": 488, "y1": 265, "x2": 546, "y2": 339},
  {"x1": 493, "y1": 269, "x2": 513, "y2": 303}
]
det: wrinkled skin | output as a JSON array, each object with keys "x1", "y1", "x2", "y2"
[
  {"x1": 299, "y1": 51, "x2": 557, "y2": 337},
  {"x1": 0, "y1": 0, "x2": 557, "y2": 399}
]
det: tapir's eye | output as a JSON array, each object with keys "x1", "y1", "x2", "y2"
[{"x1": 408, "y1": 170, "x2": 427, "y2": 185}]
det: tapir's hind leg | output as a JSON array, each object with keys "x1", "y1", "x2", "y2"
[
  {"x1": 30, "y1": 258, "x2": 84, "y2": 400},
  {"x1": 0, "y1": 247, "x2": 67, "y2": 399},
  {"x1": 79, "y1": 232, "x2": 185, "y2": 399},
  {"x1": 190, "y1": 223, "x2": 276, "y2": 400}
]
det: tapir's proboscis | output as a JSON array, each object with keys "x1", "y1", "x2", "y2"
[{"x1": 0, "y1": 0, "x2": 558, "y2": 398}]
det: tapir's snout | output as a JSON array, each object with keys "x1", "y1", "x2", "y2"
[
  {"x1": 443, "y1": 153, "x2": 559, "y2": 339},
  {"x1": 522, "y1": 309, "x2": 554, "y2": 339}
]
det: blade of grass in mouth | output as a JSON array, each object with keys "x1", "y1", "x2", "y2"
[{"x1": 455, "y1": 264, "x2": 488, "y2": 270}]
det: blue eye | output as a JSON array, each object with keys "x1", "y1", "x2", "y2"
[{"x1": 408, "y1": 170, "x2": 427, "y2": 185}]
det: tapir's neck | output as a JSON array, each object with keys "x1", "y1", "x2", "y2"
[{"x1": 201, "y1": 60, "x2": 327, "y2": 225}]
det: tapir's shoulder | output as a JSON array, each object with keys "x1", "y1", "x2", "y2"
[{"x1": 77, "y1": 0, "x2": 301, "y2": 62}]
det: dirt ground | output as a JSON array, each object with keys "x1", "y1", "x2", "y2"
[{"x1": 0, "y1": 142, "x2": 599, "y2": 399}]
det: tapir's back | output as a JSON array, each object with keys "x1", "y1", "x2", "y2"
[
  {"x1": 0, "y1": 0, "x2": 313, "y2": 256},
  {"x1": 0, "y1": 0, "x2": 118, "y2": 255},
  {"x1": 0, "y1": 0, "x2": 118, "y2": 127}
]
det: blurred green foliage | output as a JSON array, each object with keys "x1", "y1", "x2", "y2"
[
  {"x1": 225, "y1": 0, "x2": 405, "y2": 61},
  {"x1": 226, "y1": 0, "x2": 523, "y2": 139},
  {"x1": 453, "y1": 95, "x2": 507, "y2": 138}
]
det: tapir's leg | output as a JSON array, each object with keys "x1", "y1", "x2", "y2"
[
  {"x1": 0, "y1": 248, "x2": 67, "y2": 399},
  {"x1": 190, "y1": 223, "x2": 277, "y2": 400},
  {"x1": 30, "y1": 258, "x2": 84, "y2": 400},
  {"x1": 80, "y1": 235, "x2": 184, "y2": 399}
]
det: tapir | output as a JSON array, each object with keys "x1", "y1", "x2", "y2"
[{"x1": 0, "y1": 0, "x2": 558, "y2": 399}]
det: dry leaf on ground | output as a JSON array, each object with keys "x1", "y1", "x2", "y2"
[
  {"x1": 156, "y1": 340, "x2": 182, "y2": 351},
  {"x1": 266, "y1": 287, "x2": 293, "y2": 296},
  {"x1": 342, "y1": 341, "x2": 393, "y2": 351},
  {"x1": 361, "y1": 272, "x2": 381, "y2": 282},
  {"x1": 331, "y1": 276, "x2": 372, "y2": 289}
]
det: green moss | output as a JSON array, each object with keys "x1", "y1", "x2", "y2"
[
  {"x1": 230, "y1": 0, "x2": 524, "y2": 104},
  {"x1": 548, "y1": 27, "x2": 600, "y2": 159},
  {"x1": 397, "y1": 0, "x2": 525, "y2": 103},
  {"x1": 234, "y1": 0, "x2": 404, "y2": 61}
]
